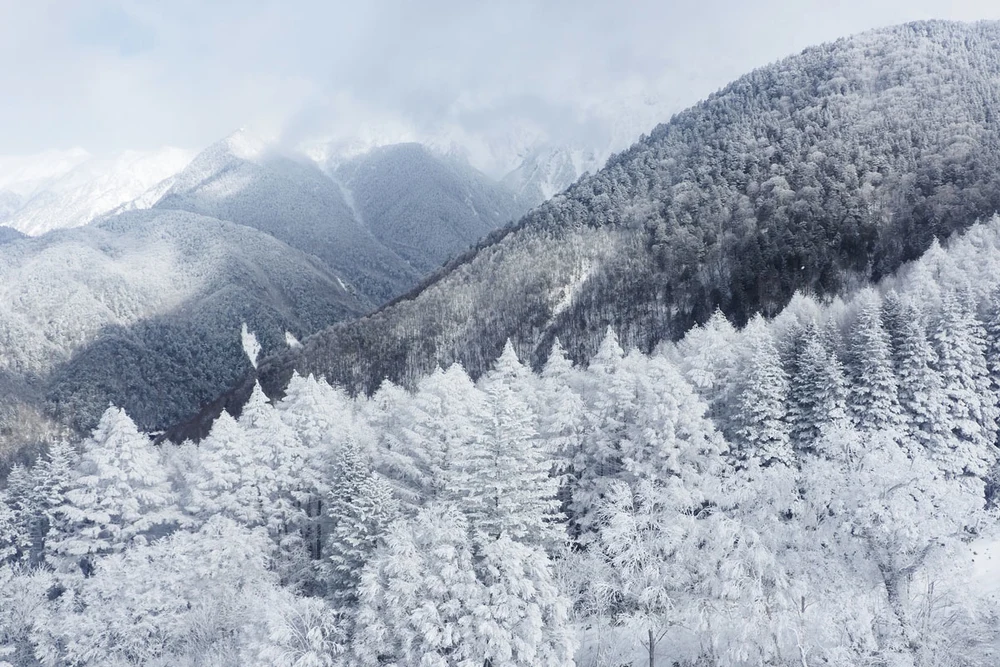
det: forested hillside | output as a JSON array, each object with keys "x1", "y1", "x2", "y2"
[
  {"x1": 246, "y1": 21, "x2": 1000, "y2": 407},
  {"x1": 0, "y1": 209, "x2": 365, "y2": 462},
  {"x1": 6, "y1": 215, "x2": 1000, "y2": 665},
  {"x1": 334, "y1": 143, "x2": 526, "y2": 273},
  {"x1": 153, "y1": 132, "x2": 419, "y2": 307}
]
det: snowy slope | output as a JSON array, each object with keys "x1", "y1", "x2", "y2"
[
  {"x1": 501, "y1": 144, "x2": 603, "y2": 208},
  {"x1": 0, "y1": 147, "x2": 90, "y2": 199},
  {"x1": 0, "y1": 207, "x2": 367, "y2": 453},
  {"x1": 154, "y1": 130, "x2": 419, "y2": 306},
  {"x1": 0, "y1": 148, "x2": 194, "y2": 235},
  {"x1": 238, "y1": 20, "x2": 1000, "y2": 401},
  {"x1": 334, "y1": 143, "x2": 527, "y2": 272}
]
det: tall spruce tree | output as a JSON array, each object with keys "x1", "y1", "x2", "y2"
[
  {"x1": 846, "y1": 289, "x2": 902, "y2": 433},
  {"x1": 461, "y1": 341, "x2": 561, "y2": 548},
  {"x1": 51, "y1": 406, "x2": 175, "y2": 572},
  {"x1": 931, "y1": 291, "x2": 999, "y2": 475},
  {"x1": 732, "y1": 315, "x2": 793, "y2": 467},
  {"x1": 787, "y1": 322, "x2": 849, "y2": 453}
]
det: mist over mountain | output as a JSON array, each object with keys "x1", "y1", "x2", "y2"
[
  {"x1": 334, "y1": 143, "x2": 526, "y2": 273},
  {"x1": 9, "y1": 14, "x2": 1000, "y2": 667},
  {"x1": 244, "y1": 20, "x2": 1000, "y2": 403},
  {"x1": 0, "y1": 148, "x2": 193, "y2": 236}
]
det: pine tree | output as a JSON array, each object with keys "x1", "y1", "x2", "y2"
[
  {"x1": 931, "y1": 291, "x2": 999, "y2": 475},
  {"x1": 538, "y1": 339, "x2": 587, "y2": 519},
  {"x1": 239, "y1": 382, "x2": 310, "y2": 540},
  {"x1": 0, "y1": 492, "x2": 18, "y2": 562},
  {"x1": 894, "y1": 301, "x2": 951, "y2": 458},
  {"x1": 398, "y1": 364, "x2": 488, "y2": 502},
  {"x1": 1, "y1": 465, "x2": 34, "y2": 564},
  {"x1": 473, "y1": 534, "x2": 577, "y2": 666},
  {"x1": 846, "y1": 289, "x2": 902, "y2": 433},
  {"x1": 277, "y1": 372, "x2": 355, "y2": 561},
  {"x1": 352, "y1": 504, "x2": 481, "y2": 666},
  {"x1": 673, "y1": 307, "x2": 738, "y2": 423},
  {"x1": 731, "y1": 315, "x2": 793, "y2": 467},
  {"x1": 881, "y1": 289, "x2": 908, "y2": 372},
  {"x1": 787, "y1": 322, "x2": 848, "y2": 453},
  {"x1": 461, "y1": 341, "x2": 561, "y2": 548},
  {"x1": 571, "y1": 327, "x2": 633, "y2": 540},
  {"x1": 326, "y1": 440, "x2": 399, "y2": 604},
  {"x1": 51, "y1": 406, "x2": 175, "y2": 571},
  {"x1": 24, "y1": 440, "x2": 76, "y2": 565},
  {"x1": 352, "y1": 503, "x2": 575, "y2": 667}
]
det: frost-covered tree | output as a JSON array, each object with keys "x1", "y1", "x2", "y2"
[
  {"x1": 731, "y1": 315, "x2": 792, "y2": 467},
  {"x1": 278, "y1": 372, "x2": 358, "y2": 561},
  {"x1": 846, "y1": 289, "x2": 902, "y2": 432},
  {"x1": 352, "y1": 504, "x2": 482, "y2": 666},
  {"x1": 787, "y1": 322, "x2": 848, "y2": 452},
  {"x1": 931, "y1": 291, "x2": 998, "y2": 475},
  {"x1": 461, "y1": 341, "x2": 560, "y2": 548},
  {"x1": 673, "y1": 307, "x2": 739, "y2": 424},
  {"x1": 50, "y1": 406, "x2": 175, "y2": 571},
  {"x1": 353, "y1": 503, "x2": 574, "y2": 667},
  {"x1": 38, "y1": 516, "x2": 330, "y2": 666},
  {"x1": 395, "y1": 364, "x2": 488, "y2": 503},
  {"x1": 570, "y1": 327, "x2": 634, "y2": 540},
  {"x1": 326, "y1": 440, "x2": 398, "y2": 605},
  {"x1": 472, "y1": 534, "x2": 576, "y2": 667},
  {"x1": 893, "y1": 301, "x2": 951, "y2": 458}
]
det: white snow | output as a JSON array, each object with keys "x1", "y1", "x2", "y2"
[
  {"x1": 0, "y1": 147, "x2": 194, "y2": 235},
  {"x1": 970, "y1": 535, "x2": 1000, "y2": 599}
]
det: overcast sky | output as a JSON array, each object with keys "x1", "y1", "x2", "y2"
[{"x1": 3, "y1": 0, "x2": 1000, "y2": 161}]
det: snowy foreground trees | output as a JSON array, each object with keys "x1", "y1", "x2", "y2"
[{"x1": 6, "y1": 227, "x2": 1000, "y2": 665}]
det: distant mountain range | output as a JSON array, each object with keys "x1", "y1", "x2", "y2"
[
  {"x1": 0, "y1": 148, "x2": 194, "y2": 236},
  {"x1": 0, "y1": 130, "x2": 571, "y2": 461}
]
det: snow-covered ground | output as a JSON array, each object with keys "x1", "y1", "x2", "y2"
[{"x1": 970, "y1": 535, "x2": 1000, "y2": 601}]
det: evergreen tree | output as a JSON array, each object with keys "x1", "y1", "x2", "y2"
[
  {"x1": 1, "y1": 465, "x2": 34, "y2": 564},
  {"x1": 352, "y1": 504, "x2": 482, "y2": 666},
  {"x1": 277, "y1": 372, "x2": 355, "y2": 561},
  {"x1": 787, "y1": 322, "x2": 849, "y2": 453},
  {"x1": 731, "y1": 315, "x2": 793, "y2": 467},
  {"x1": 881, "y1": 289, "x2": 908, "y2": 372},
  {"x1": 674, "y1": 307, "x2": 739, "y2": 424},
  {"x1": 23, "y1": 441, "x2": 76, "y2": 566},
  {"x1": 50, "y1": 406, "x2": 175, "y2": 572},
  {"x1": 462, "y1": 341, "x2": 561, "y2": 548},
  {"x1": 894, "y1": 301, "x2": 951, "y2": 458},
  {"x1": 399, "y1": 364, "x2": 488, "y2": 503},
  {"x1": 0, "y1": 492, "x2": 18, "y2": 563},
  {"x1": 326, "y1": 440, "x2": 399, "y2": 605},
  {"x1": 931, "y1": 291, "x2": 999, "y2": 475},
  {"x1": 538, "y1": 339, "x2": 587, "y2": 519},
  {"x1": 846, "y1": 289, "x2": 902, "y2": 432},
  {"x1": 353, "y1": 503, "x2": 574, "y2": 667},
  {"x1": 571, "y1": 327, "x2": 633, "y2": 540}
]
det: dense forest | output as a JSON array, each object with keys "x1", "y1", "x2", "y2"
[
  {"x1": 240, "y1": 21, "x2": 1000, "y2": 417},
  {"x1": 6, "y1": 215, "x2": 1000, "y2": 665}
]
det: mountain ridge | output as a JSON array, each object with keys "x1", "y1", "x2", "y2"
[{"x1": 207, "y1": 19, "x2": 1000, "y2": 427}]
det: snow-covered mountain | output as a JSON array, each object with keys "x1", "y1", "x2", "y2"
[
  {"x1": 0, "y1": 147, "x2": 90, "y2": 199},
  {"x1": 0, "y1": 148, "x2": 194, "y2": 236},
  {"x1": 0, "y1": 207, "x2": 367, "y2": 456},
  {"x1": 334, "y1": 143, "x2": 527, "y2": 273},
  {"x1": 152, "y1": 131, "x2": 420, "y2": 306},
  {"x1": 501, "y1": 144, "x2": 603, "y2": 208},
  {"x1": 231, "y1": 20, "x2": 1000, "y2": 405}
]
